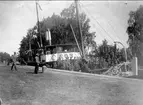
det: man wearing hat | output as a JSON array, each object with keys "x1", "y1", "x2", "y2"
[{"x1": 34, "y1": 53, "x2": 40, "y2": 74}]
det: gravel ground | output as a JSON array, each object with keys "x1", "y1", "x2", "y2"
[{"x1": 0, "y1": 64, "x2": 143, "y2": 105}]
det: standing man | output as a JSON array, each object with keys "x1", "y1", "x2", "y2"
[
  {"x1": 11, "y1": 52, "x2": 17, "y2": 71},
  {"x1": 34, "y1": 53, "x2": 40, "y2": 74},
  {"x1": 41, "y1": 51, "x2": 45, "y2": 73}
]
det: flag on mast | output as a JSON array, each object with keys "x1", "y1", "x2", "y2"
[
  {"x1": 46, "y1": 29, "x2": 51, "y2": 45},
  {"x1": 37, "y1": 3, "x2": 42, "y2": 11},
  {"x1": 36, "y1": 0, "x2": 42, "y2": 11}
]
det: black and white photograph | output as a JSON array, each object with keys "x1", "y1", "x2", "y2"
[{"x1": 0, "y1": 0, "x2": 143, "y2": 105}]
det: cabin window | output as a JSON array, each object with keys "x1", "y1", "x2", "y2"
[
  {"x1": 46, "y1": 51, "x2": 51, "y2": 54},
  {"x1": 56, "y1": 47, "x2": 63, "y2": 53},
  {"x1": 52, "y1": 48, "x2": 56, "y2": 54}
]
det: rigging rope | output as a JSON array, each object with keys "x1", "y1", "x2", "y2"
[{"x1": 79, "y1": 2, "x2": 116, "y2": 43}]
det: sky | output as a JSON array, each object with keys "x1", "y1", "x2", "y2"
[{"x1": 0, "y1": 1, "x2": 143, "y2": 55}]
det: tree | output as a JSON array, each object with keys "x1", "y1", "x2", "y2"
[
  {"x1": 19, "y1": 2, "x2": 96, "y2": 62},
  {"x1": 36, "y1": 2, "x2": 96, "y2": 50},
  {"x1": 126, "y1": 5, "x2": 143, "y2": 65},
  {"x1": 94, "y1": 40, "x2": 126, "y2": 68},
  {"x1": 0, "y1": 52, "x2": 11, "y2": 62},
  {"x1": 19, "y1": 27, "x2": 39, "y2": 62}
]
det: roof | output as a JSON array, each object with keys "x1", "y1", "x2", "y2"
[{"x1": 45, "y1": 44, "x2": 79, "y2": 48}]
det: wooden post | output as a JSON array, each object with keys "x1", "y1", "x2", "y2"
[{"x1": 131, "y1": 57, "x2": 138, "y2": 75}]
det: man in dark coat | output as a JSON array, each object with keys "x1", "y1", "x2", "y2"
[
  {"x1": 34, "y1": 53, "x2": 40, "y2": 74},
  {"x1": 11, "y1": 52, "x2": 17, "y2": 71}
]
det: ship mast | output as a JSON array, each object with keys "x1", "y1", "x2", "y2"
[
  {"x1": 35, "y1": 0, "x2": 43, "y2": 48},
  {"x1": 75, "y1": 0, "x2": 85, "y2": 59}
]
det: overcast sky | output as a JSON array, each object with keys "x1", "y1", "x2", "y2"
[{"x1": 0, "y1": 1, "x2": 143, "y2": 55}]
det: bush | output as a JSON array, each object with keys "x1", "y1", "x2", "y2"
[
  {"x1": 53, "y1": 56, "x2": 93, "y2": 73},
  {"x1": 53, "y1": 58, "x2": 81, "y2": 71}
]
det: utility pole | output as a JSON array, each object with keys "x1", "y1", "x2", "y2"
[
  {"x1": 75, "y1": 0, "x2": 85, "y2": 59},
  {"x1": 35, "y1": 0, "x2": 43, "y2": 48}
]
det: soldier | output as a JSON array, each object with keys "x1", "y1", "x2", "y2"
[
  {"x1": 11, "y1": 52, "x2": 17, "y2": 71},
  {"x1": 34, "y1": 53, "x2": 40, "y2": 74}
]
